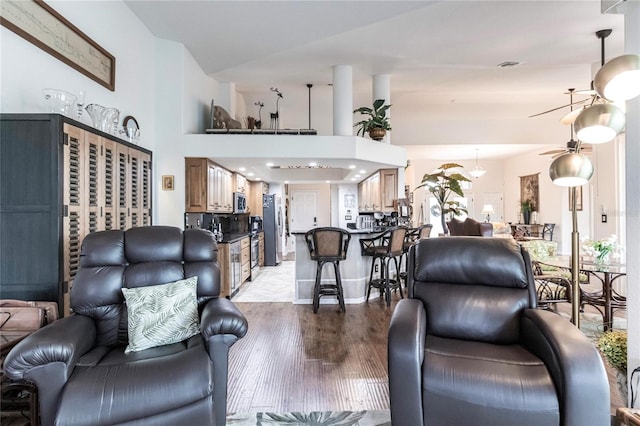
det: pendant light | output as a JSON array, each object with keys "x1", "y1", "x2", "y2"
[
  {"x1": 594, "y1": 54, "x2": 640, "y2": 102},
  {"x1": 574, "y1": 29, "x2": 628, "y2": 144},
  {"x1": 468, "y1": 149, "x2": 486, "y2": 179}
]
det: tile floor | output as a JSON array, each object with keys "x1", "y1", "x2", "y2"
[{"x1": 232, "y1": 261, "x2": 296, "y2": 303}]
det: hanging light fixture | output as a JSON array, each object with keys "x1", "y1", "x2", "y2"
[
  {"x1": 574, "y1": 29, "x2": 633, "y2": 144},
  {"x1": 594, "y1": 53, "x2": 640, "y2": 102},
  {"x1": 574, "y1": 103, "x2": 626, "y2": 144},
  {"x1": 468, "y1": 149, "x2": 486, "y2": 179},
  {"x1": 549, "y1": 152, "x2": 594, "y2": 187}
]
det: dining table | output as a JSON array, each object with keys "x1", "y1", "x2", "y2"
[{"x1": 578, "y1": 260, "x2": 627, "y2": 331}]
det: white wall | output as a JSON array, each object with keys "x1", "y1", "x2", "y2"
[{"x1": 0, "y1": 0, "x2": 156, "y2": 153}]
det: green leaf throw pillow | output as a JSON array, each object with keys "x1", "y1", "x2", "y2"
[{"x1": 122, "y1": 276, "x2": 200, "y2": 353}]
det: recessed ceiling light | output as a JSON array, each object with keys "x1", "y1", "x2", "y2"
[
  {"x1": 266, "y1": 162, "x2": 274, "y2": 167},
  {"x1": 239, "y1": 167, "x2": 246, "y2": 172},
  {"x1": 284, "y1": 181, "x2": 289, "y2": 183},
  {"x1": 359, "y1": 170, "x2": 366, "y2": 174},
  {"x1": 247, "y1": 172, "x2": 254, "y2": 176},
  {"x1": 256, "y1": 177, "x2": 261, "y2": 180},
  {"x1": 355, "y1": 174, "x2": 361, "y2": 178},
  {"x1": 497, "y1": 61, "x2": 520, "y2": 68},
  {"x1": 325, "y1": 180, "x2": 330, "y2": 183},
  {"x1": 309, "y1": 162, "x2": 317, "y2": 167},
  {"x1": 348, "y1": 164, "x2": 356, "y2": 169},
  {"x1": 351, "y1": 178, "x2": 356, "y2": 181}
]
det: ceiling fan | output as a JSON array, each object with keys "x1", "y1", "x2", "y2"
[
  {"x1": 539, "y1": 88, "x2": 592, "y2": 158},
  {"x1": 529, "y1": 29, "x2": 613, "y2": 123}
]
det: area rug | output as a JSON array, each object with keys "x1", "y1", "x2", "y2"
[{"x1": 226, "y1": 410, "x2": 391, "y2": 425}]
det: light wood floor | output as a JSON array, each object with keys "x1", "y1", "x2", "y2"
[
  {"x1": 227, "y1": 298, "x2": 625, "y2": 416},
  {"x1": 227, "y1": 298, "x2": 398, "y2": 415}
]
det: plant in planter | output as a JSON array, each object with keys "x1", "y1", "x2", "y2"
[
  {"x1": 520, "y1": 199, "x2": 534, "y2": 224},
  {"x1": 353, "y1": 99, "x2": 392, "y2": 141},
  {"x1": 416, "y1": 163, "x2": 470, "y2": 234},
  {"x1": 597, "y1": 330, "x2": 627, "y2": 402}
]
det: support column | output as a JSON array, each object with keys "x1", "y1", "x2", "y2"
[
  {"x1": 218, "y1": 82, "x2": 236, "y2": 117},
  {"x1": 373, "y1": 74, "x2": 391, "y2": 143},
  {"x1": 332, "y1": 65, "x2": 353, "y2": 136}
]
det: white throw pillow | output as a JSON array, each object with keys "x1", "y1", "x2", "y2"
[{"x1": 121, "y1": 276, "x2": 200, "y2": 353}]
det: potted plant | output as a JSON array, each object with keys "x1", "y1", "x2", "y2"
[
  {"x1": 353, "y1": 99, "x2": 392, "y2": 141},
  {"x1": 416, "y1": 163, "x2": 471, "y2": 234},
  {"x1": 597, "y1": 330, "x2": 627, "y2": 402},
  {"x1": 520, "y1": 199, "x2": 534, "y2": 224}
]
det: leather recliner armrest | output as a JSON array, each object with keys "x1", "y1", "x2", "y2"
[
  {"x1": 200, "y1": 297, "x2": 248, "y2": 340},
  {"x1": 520, "y1": 309, "x2": 610, "y2": 426},
  {"x1": 3, "y1": 315, "x2": 96, "y2": 425},
  {"x1": 388, "y1": 299, "x2": 427, "y2": 426}
]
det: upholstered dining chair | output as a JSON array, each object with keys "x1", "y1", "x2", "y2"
[
  {"x1": 388, "y1": 237, "x2": 609, "y2": 426},
  {"x1": 4, "y1": 226, "x2": 248, "y2": 426}
]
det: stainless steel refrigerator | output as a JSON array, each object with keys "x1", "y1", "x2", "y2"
[{"x1": 263, "y1": 194, "x2": 282, "y2": 266}]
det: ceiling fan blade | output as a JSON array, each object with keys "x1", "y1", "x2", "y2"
[
  {"x1": 573, "y1": 89, "x2": 596, "y2": 96},
  {"x1": 528, "y1": 98, "x2": 592, "y2": 118},
  {"x1": 560, "y1": 108, "x2": 584, "y2": 124},
  {"x1": 552, "y1": 151, "x2": 569, "y2": 159},
  {"x1": 539, "y1": 149, "x2": 567, "y2": 156}
]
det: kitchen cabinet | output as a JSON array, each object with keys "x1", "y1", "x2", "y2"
[
  {"x1": 185, "y1": 158, "x2": 233, "y2": 213},
  {"x1": 259, "y1": 233, "x2": 265, "y2": 267},
  {"x1": 234, "y1": 173, "x2": 248, "y2": 194},
  {"x1": 358, "y1": 169, "x2": 397, "y2": 212},
  {"x1": 248, "y1": 181, "x2": 269, "y2": 216},
  {"x1": 240, "y1": 237, "x2": 250, "y2": 283},
  {"x1": 0, "y1": 114, "x2": 152, "y2": 315}
]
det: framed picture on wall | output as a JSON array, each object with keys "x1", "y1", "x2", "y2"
[
  {"x1": 568, "y1": 186, "x2": 583, "y2": 211},
  {"x1": 0, "y1": 0, "x2": 116, "y2": 90},
  {"x1": 520, "y1": 173, "x2": 540, "y2": 211},
  {"x1": 162, "y1": 175, "x2": 174, "y2": 191}
]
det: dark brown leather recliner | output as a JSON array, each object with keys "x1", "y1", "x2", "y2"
[
  {"x1": 4, "y1": 226, "x2": 248, "y2": 426},
  {"x1": 388, "y1": 237, "x2": 609, "y2": 426},
  {"x1": 447, "y1": 217, "x2": 493, "y2": 236}
]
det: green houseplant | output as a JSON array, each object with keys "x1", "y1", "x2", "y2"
[
  {"x1": 597, "y1": 330, "x2": 627, "y2": 402},
  {"x1": 353, "y1": 99, "x2": 392, "y2": 141},
  {"x1": 416, "y1": 163, "x2": 471, "y2": 234},
  {"x1": 520, "y1": 199, "x2": 534, "y2": 224}
]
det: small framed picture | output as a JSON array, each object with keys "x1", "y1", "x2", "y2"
[{"x1": 162, "y1": 175, "x2": 174, "y2": 191}]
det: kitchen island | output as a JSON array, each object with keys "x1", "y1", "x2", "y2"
[{"x1": 292, "y1": 228, "x2": 397, "y2": 306}]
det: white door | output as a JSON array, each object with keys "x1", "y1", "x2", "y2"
[{"x1": 290, "y1": 190, "x2": 318, "y2": 232}]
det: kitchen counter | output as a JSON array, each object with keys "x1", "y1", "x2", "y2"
[
  {"x1": 217, "y1": 231, "x2": 258, "y2": 244},
  {"x1": 293, "y1": 229, "x2": 399, "y2": 306}
]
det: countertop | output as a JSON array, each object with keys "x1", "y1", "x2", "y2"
[
  {"x1": 291, "y1": 227, "x2": 394, "y2": 236},
  {"x1": 216, "y1": 230, "x2": 262, "y2": 244}
]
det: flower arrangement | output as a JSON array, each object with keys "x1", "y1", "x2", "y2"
[
  {"x1": 597, "y1": 330, "x2": 628, "y2": 402},
  {"x1": 582, "y1": 234, "x2": 622, "y2": 264}
]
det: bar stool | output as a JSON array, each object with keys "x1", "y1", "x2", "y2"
[
  {"x1": 361, "y1": 227, "x2": 407, "y2": 307},
  {"x1": 399, "y1": 224, "x2": 432, "y2": 287},
  {"x1": 305, "y1": 227, "x2": 351, "y2": 313}
]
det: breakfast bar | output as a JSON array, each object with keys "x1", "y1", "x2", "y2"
[{"x1": 292, "y1": 229, "x2": 397, "y2": 306}]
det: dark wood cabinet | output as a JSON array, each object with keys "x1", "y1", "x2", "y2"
[{"x1": 0, "y1": 114, "x2": 152, "y2": 315}]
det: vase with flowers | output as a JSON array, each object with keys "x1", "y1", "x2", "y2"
[{"x1": 582, "y1": 234, "x2": 622, "y2": 265}]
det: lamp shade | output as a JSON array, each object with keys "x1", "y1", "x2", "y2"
[
  {"x1": 549, "y1": 153, "x2": 594, "y2": 187},
  {"x1": 469, "y1": 166, "x2": 486, "y2": 178},
  {"x1": 594, "y1": 54, "x2": 640, "y2": 102},
  {"x1": 574, "y1": 103, "x2": 625, "y2": 144},
  {"x1": 481, "y1": 204, "x2": 494, "y2": 215}
]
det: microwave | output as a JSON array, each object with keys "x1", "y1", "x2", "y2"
[{"x1": 233, "y1": 192, "x2": 248, "y2": 214}]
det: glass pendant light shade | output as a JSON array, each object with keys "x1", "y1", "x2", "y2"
[
  {"x1": 468, "y1": 149, "x2": 486, "y2": 178},
  {"x1": 549, "y1": 153, "x2": 594, "y2": 187},
  {"x1": 594, "y1": 54, "x2": 640, "y2": 102},
  {"x1": 574, "y1": 103, "x2": 625, "y2": 144}
]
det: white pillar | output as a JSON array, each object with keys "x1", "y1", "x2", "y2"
[
  {"x1": 218, "y1": 82, "x2": 236, "y2": 117},
  {"x1": 332, "y1": 65, "x2": 353, "y2": 136},
  {"x1": 623, "y1": 0, "x2": 640, "y2": 405},
  {"x1": 373, "y1": 74, "x2": 391, "y2": 143}
]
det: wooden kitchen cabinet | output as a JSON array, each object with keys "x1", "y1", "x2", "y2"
[
  {"x1": 185, "y1": 158, "x2": 233, "y2": 213},
  {"x1": 217, "y1": 243, "x2": 231, "y2": 298},
  {"x1": 1, "y1": 114, "x2": 152, "y2": 315},
  {"x1": 240, "y1": 237, "x2": 251, "y2": 283},
  {"x1": 358, "y1": 169, "x2": 397, "y2": 212},
  {"x1": 248, "y1": 181, "x2": 269, "y2": 216},
  {"x1": 259, "y1": 233, "x2": 265, "y2": 267},
  {"x1": 234, "y1": 173, "x2": 248, "y2": 194}
]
